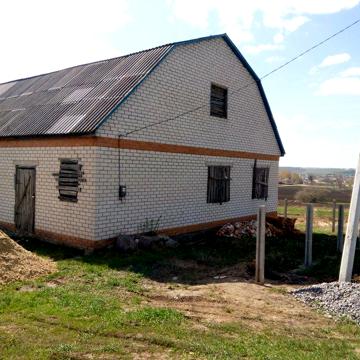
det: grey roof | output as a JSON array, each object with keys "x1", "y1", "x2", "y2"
[
  {"x1": 0, "y1": 45, "x2": 172, "y2": 137},
  {"x1": 0, "y1": 34, "x2": 284, "y2": 155}
]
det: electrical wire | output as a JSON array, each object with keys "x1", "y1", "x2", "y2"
[
  {"x1": 117, "y1": 17, "x2": 360, "y2": 195},
  {"x1": 120, "y1": 17, "x2": 360, "y2": 138}
]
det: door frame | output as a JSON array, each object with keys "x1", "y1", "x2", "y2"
[{"x1": 14, "y1": 165, "x2": 36, "y2": 234}]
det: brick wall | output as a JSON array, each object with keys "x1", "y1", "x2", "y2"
[
  {"x1": 0, "y1": 37, "x2": 282, "y2": 246},
  {"x1": 94, "y1": 147, "x2": 278, "y2": 239},
  {"x1": 0, "y1": 147, "x2": 97, "y2": 241},
  {"x1": 93, "y1": 37, "x2": 281, "y2": 239}
]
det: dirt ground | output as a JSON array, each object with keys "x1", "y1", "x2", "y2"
[{"x1": 146, "y1": 272, "x2": 337, "y2": 334}]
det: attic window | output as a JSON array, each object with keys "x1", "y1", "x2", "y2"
[
  {"x1": 207, "y1": 166, "x2": 231, "y2": 204},
  {"x1": 56, "y1": 159, "x2": 84, "y2": 202},
  {"x1": 210, "y1": 84, "x2": 227, "y2": 118},
  {"x1": 252, "y1": 161, "x2": 269, "y2": 200}
]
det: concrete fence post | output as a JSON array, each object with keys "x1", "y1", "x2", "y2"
[
  {"x1": 304, "y1": 204, "x2": 313, "y2": 268},
  {"x1": 337, "y1": 204, "x2": 344, "y2": 252},
  {"x1": 332, "y1": 199, "x2": 336, "y2": 233},
  {"x1": 284, "y1": 198, "x2": 288, "y2": 220},
  {"x1": 339, "y1": 154, "x2": 360, "y2": 282},
  {"x1": 255, "y1": 205, "x2": 266, "y2": 284}
]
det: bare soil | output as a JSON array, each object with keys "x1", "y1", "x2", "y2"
[
  {"x1": 146, "y1": 268, "x2": 336, "y2": 334},
  {"x1": 0, "y1": 230, "x2": 56, "y2": 284}
]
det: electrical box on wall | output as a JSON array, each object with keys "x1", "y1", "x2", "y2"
[{"x1": 119, "y1": 185, "x2": 127, "y2": 199}]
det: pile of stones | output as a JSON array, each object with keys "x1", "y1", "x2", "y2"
[{"x1": 291, "y1": 282, "x2": 360, "y2": 324}]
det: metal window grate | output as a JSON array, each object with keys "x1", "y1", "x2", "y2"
[
  {"x1": 252, "y1": 160, "x2": 269, "y2": 200},
  {"x1": 210, "y1": 84, "x2": 227, "y2": 118},
  {"x1": 207, "y1": 166, "x2": 231, "y2": 204}
]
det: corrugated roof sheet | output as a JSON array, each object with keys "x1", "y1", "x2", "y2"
[{"x1": 0, "y1": 45, "x2": 173, "y2": 137}]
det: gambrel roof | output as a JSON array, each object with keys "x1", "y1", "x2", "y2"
[{"x1": 0, "y1": 34, "x2": 285, "y2": 155}]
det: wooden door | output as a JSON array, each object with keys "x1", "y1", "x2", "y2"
[{"x1": 15, "y1": 167, "x2": 36, "y2": 234}]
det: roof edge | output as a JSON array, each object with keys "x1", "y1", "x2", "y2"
[
  {"x1": 0, "y1": 34, "x2": 227, "y2": 87},
  {"x1": 91, "y1": 45, "x2": 175, "y2": 132},
  {"x1": 220, "y1": 34, "x2": 285, "y2": 156},
  {"x1": 92, "y1": 34, "x2": 229, "y2": 133}
]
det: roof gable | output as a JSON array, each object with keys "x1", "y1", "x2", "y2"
[{"x1": 0, "y1": 34, "x2": 284, "y2": 155}]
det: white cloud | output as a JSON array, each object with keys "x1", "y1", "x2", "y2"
[
  {"x1": 340, "y1": 67, "x2": 360, "y2": 77},
  {"x1": 319, "y1": 53, "x2": 351, "y2": 67},
  {"x1": 315, "y1": 61, "x2": 360, "y2": 95},
  {"x1": 272, "y1": 16, "x2": 309, "y2": 32},
  {"x1": 316, "y1": 77, "x2": 360, "y2": 96},
  {"x1": 309, "y1": 53, "x2": 351, "y2": 75},
  {"x1": 292, "y1": 0, "x2": 360, "y2": 14},
  {"x1": 0, "y1": 0, "x2": 131, "y2": 82},
  {"x1": 167, "y1": 0, "x2": 360, "y2": 45},
  {"x1": 244, "y1": 44, "x2": 284, "y2": 55},
  {"x1": 276, "y1": 113, "x2": 359, "y2": 167},
  {"x1": 166, "y1": 0, "x2": 209, "y2": 28},
  {"x1": 273, "y1": 33, "x2": 285, "y2": 44},
  {"x1": 265, "y1": 55, "x2": 286, "y2": 63}
]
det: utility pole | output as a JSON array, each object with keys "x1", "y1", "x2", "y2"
[{"x1": 339, "y1": 154, "x2": 360, "y2": 282}]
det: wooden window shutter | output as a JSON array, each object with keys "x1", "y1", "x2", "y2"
[
  {"x1": 210, "y1": 84, "x2": 227, "y2": 118},
  {"x1": 55, "y1": 159, "x2": 84, "y2": 202}
]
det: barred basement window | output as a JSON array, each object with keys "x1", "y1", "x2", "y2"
[
  {"x1": 57, "y1": 159, "x2": 83, "y2": 202},
  {"x1": 210, "y1": 84, "x2": 227, "y2": 118},
  {"x1": 207, "y1": 166, "x2": 231, "y2": 204},
  {"x1": 252, "y1": 161, "x2": 269, "y2": 200}
]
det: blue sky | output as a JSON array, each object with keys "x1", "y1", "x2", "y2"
[{"x1": 1, "y1": 0, "x2": 359, "y2": 168}]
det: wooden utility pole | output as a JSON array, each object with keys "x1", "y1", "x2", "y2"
[
  {"x1": 304, "y1": 204, "x2": 313, "y2": 268},
  {"x1": 339, "y1": 154, "x2": 360, "y2": 282},
  {"x1": 332, "y1": 199, "x2": 336, "y2": 233},
  {"x1": 337, "y1": 204, "x2": 344, "y2": 252},
  {"x1": 255, "y1": 205, "x2": 266, "y2": 284}
]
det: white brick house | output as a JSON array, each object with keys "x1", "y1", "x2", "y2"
[{"x1": 0, "y1": 34, "x2": 285, "y2": 249}]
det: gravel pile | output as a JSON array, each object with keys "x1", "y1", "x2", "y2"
[{"x1": 291, "y1": 282, "x2": 360, "y2": 324}]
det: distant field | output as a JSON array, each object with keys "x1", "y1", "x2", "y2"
[
  {"x1": 278, "y1": 185, "x2": 352, "y2": 203},
  {"x1": 277, "y1": 203, "x2": 349, "y2": 234}
]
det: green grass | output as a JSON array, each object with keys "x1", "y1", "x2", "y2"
[
  {"x1": 277, "y1": 203, "x2": 349, "y2": 234},
  {"x1": 1, "y1": 235, "x2": 360, "y2": 359}
]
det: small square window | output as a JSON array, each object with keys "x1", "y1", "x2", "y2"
[
  {"x1": 207, "y1": 166, "x2": 231, "y2": 204},
  {"x1": 252, "y1": 164, "x2": 269, "y2": 200},
  {"x1": 210, "y1": 84, "x2": 227, "y2": 118}
]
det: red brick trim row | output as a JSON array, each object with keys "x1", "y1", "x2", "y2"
[
  {"x1": 160, "y1": 211, "x2": 277, "y2": 235},
  {"x1": 0, "y1": 222, "x2": 16, "y2": 232},
  {"x1": 0, "y1": 136, "x2": 280, "y2": 161},
  {"x1": 0, "y1": 221, "x2": 115, "y2": 250},
  {"x1": 0, "y1": 212, "x2": 277, "y2": 249},
  {"x1": 34, "y1": 228, "x2": 116, "y2": 250}
]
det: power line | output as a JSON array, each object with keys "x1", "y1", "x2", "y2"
[
  {"x1": 261, "y1": 18, "x2": 360, "y2": 80},
  {"x1": 122, "y1": 17, "x2": 360, "y2": 138}
]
